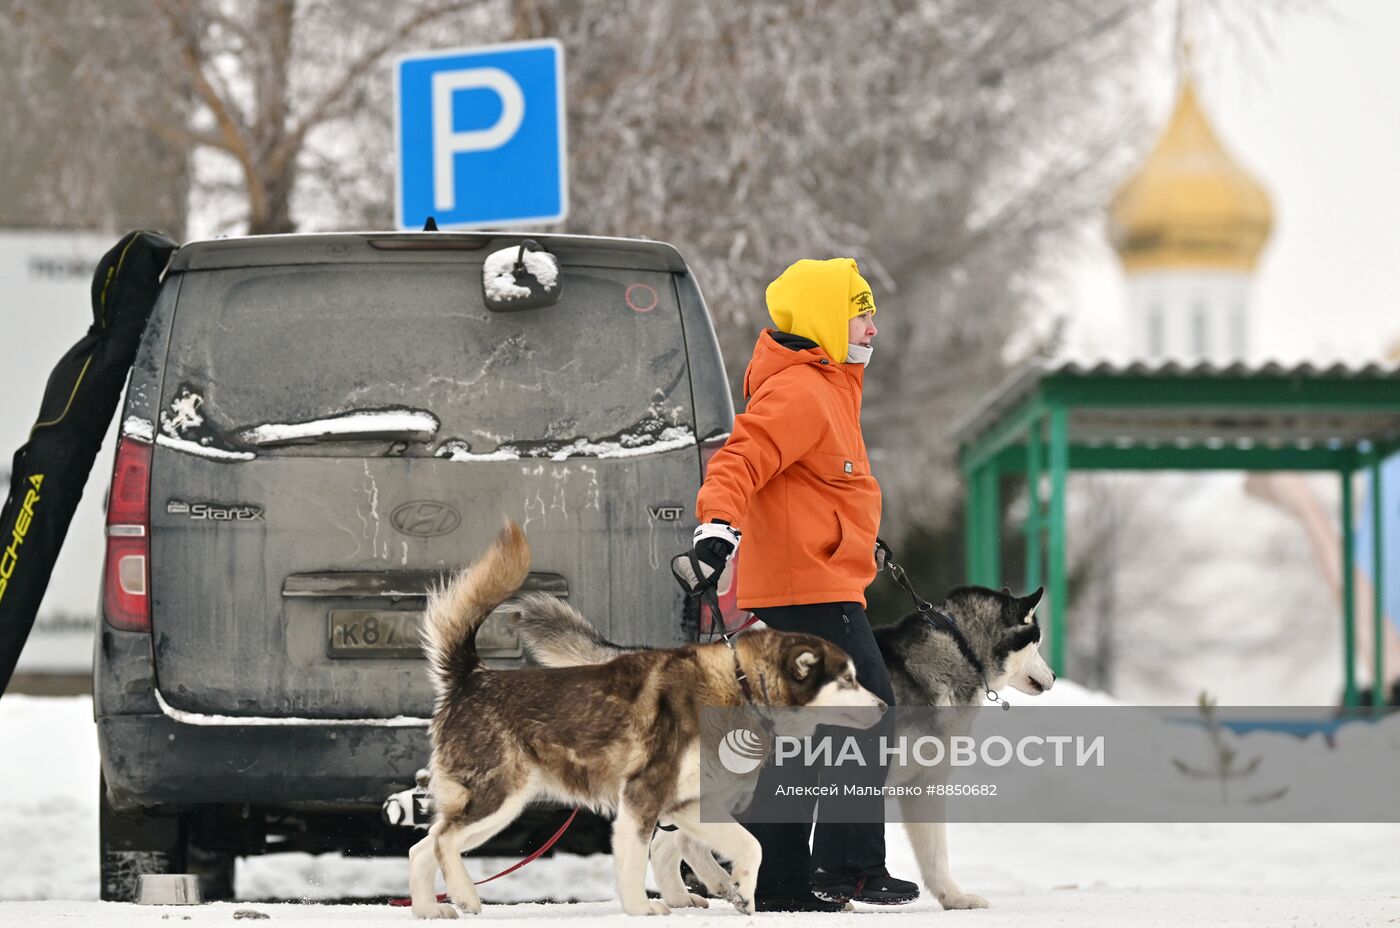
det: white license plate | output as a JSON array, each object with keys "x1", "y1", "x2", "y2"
[
  {"x1": 326, "y1": 609, "x2": 521, "y2": 658},
  {"x1": 328, "y1": 610, "x2": 422, "y2": 658}
]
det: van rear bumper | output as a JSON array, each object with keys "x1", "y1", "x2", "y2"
[{"x1": 97, "y1": 711, "x2": 429, "y2": 811}]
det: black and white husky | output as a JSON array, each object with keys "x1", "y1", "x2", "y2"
[{"x1": 515, "y1": 584, "x2": 1054, "y2": 911}]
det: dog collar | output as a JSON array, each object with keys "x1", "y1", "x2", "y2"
[
  {"x1": 731, "y1": 650, "x2": 776, "y2": 732},
  {"x1": 886, "y1": 558, "x2": 1011, "y2": 711}
]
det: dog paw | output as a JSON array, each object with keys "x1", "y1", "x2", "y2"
[
  {"x1": 449, "y1": 895, "x2": 482, "y2": 916},
  {"x1": 413, "y1": 902, "x2": 460, "y2": 919},
  {"x1": 659, "y1": 891, "x2": 707, "y2": 909},
  {"x1": 730, "y1": 895, "x2": 754, "y2": 916},
  {"x1": 623, "y1": 900, "x2": 671, "y2": 916},
  {"x1": 938, "y1": 890, "x2": 990, "y2": 910}
]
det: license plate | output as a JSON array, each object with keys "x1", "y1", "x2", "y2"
[
  {"x1": 328, "y1": 610, "x2": 422, "y2": 658},
  {"x1": 326, "y1": 609, "x2": 522, "y2": 659}
]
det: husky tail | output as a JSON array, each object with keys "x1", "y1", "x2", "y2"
[
  {"x1": 512, "y1": 592, "x2": 628, "y2": 667},
  {"x1": 422, "y1": 519, "x2": 530, "y2": 697}
]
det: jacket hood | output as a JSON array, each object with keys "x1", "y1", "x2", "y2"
[
  {"x1": 765, "y1": 257, "x2": 876, "y2": 364},
  {"x1": 743, "y1": 328, "x2": 850, "y2": 399}
]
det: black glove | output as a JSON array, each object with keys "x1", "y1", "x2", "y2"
[
  {"x1": 874, "y1": 536, "x2": 893, "y2": 572},
  {"x1": 672, "y1": 520, "x2": 742, "y2": 594}
]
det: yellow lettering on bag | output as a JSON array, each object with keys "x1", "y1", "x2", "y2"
[{"x1": 0, "y1": 482, "x2": 42, "y2": 604}]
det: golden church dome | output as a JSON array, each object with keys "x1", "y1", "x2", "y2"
[{"x1": 1110, "y1": 79, "x2": 1273, "y2": 273}]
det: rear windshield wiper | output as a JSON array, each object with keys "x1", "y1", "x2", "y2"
[{"x1": 238, "y1": 411, "x2": 439, "y2": 448}]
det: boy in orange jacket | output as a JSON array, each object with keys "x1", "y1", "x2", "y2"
[{"x1": 687, "y1": 258, "x2": 917, "y2": 911}]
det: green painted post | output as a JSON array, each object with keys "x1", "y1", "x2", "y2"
[
  {"x1": 964, "y1": 463, "x2": 982, "y2": 584},
  {"x1": 1026, "y1": 417, "x2": 1043, "y2": 594},
  {"x1": 1340, "y1": 469, "x2": 1358, "y2": 708},
  {"x1": 1048, "y1": 406, "x2": 1069, "y2": 677},
  {"x1": 982, "y1": 464, "x2": 1002, "y2": 589},
  {"x1": 1370, "y1": 456, "x2": 1386, "y2": 712}
]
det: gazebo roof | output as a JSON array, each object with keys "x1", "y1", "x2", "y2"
[{"x1": 954, "y1": 360, "x2": 1400, "y2": 472}]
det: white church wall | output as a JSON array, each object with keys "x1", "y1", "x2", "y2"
[{"x1": 1126, "y1": 269, "x2": 1255, "y2": 363}]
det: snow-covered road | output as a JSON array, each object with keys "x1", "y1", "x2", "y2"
[
  {"x1": 3, "y1": 694, "x2": 1397, "y2": 926},
  {"x1": 5, "y1": 889, "x2": 1400, "y2": 928}
]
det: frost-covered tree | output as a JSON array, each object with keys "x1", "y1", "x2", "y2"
[
  {"x1": 3, "y1": 0, "x2": 1155, "y2": 562},
  {"x1": 3, "y1": 0, "x2": 503, "y2": 234},
  {"x1": 0, "y1": 0, "x2": 188, "y2": 231},
  {"x1": 533, "y1": 0, "x2": 1154, "y2": 542}
]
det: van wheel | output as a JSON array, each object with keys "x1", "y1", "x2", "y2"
[{"x1": 98, "y1": 773, "x2": 185, "y2": 902}]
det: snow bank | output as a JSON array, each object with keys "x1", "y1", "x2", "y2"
[
  {"x1": 4, "y1": 694, "x2": 1398, "y2": 920},
  {"x1": 0, "y1": 696, "x2": 100, "y2": 902},
  {"x1": 993, "y1": 678, "x2": 1125, "y2": 707}
]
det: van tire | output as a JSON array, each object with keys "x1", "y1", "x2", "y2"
[{"x1": 98, "y1": 772, "x2": 185, "y2": 902}]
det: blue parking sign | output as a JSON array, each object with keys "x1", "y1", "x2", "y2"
[{"x1": 395, "y1": 39, "x2": 567, "y2": 229}]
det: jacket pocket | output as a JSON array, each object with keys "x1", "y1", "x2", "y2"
[{"x1": 828, "y1": 509, "x2": 867, "y2": 571}]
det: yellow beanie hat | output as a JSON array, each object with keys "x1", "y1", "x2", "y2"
[{"x1": 765, "y1": 258, "x2": 876, "y2": 364}]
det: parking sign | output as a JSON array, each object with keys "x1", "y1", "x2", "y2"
[{"x1": 395, "y1": 39, "x2": 567, "y2": 229}]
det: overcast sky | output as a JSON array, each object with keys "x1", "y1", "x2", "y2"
[{"x1": 1059, "y1": 0, "x2": 1400, "y2": 365}]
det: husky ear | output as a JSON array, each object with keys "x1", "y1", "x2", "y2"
[
  {"x1": 786, "y1": 649, "x2": 820, "y2": 681},
  {"x1": 1020, "y1": 587, "x2": 1044, "y2": 622}
]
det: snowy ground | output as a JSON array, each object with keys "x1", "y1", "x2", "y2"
[{"x1": 2, "y1": 693, "x2": 1397, "y2": 926}]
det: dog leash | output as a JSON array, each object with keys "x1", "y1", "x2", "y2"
[
  {"x1": 877, "y1": 539, "x2": 1010, "y2": 711},
  {"x1": 386, "y1": 808, "x2": 580, "y2": 906},
  {"x1": 670, "y1": 552, "x2": 771, "y2": 717}
]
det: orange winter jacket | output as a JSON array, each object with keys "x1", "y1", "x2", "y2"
[{"x1": 696, "y1": 328, "x2": 882, "y2": 608}]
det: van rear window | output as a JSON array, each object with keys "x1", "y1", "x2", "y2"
[{"x1": 158, "y1": 263, "x2": 694, "y2": 459}]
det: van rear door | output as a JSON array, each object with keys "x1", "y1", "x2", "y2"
[{"x1": 145, "y1": 241, "x2": 700, "y2": 718}]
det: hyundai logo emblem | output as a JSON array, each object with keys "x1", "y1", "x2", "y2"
[{"x1": 390, "y1": 501, "x2": 462, "y2": 538}]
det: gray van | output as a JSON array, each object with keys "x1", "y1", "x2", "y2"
[{"x1": 94, "y1": 232, "x2": 740, "y2": 900}]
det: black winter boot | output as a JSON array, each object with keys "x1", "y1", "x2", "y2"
[
  {"x1": 811, "y1": 867, "x2": 920, "y2": 905},
  {"x1": 753, "y1": 878, "x2": 850, "y2": 913}
]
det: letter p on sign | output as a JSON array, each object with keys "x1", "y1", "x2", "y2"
[{"x1": 396, "y1": 39, "x2": 567, "y2": 229}]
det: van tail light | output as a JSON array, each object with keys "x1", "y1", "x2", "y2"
[
  {"x1": 698, "y1": 435, "x2": 746, "y2": 636},
  {"x1": 104, "y1": 437, "x2": 152, "y2": 632}
]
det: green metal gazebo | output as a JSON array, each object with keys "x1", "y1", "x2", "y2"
[{"x1": 953, "y1": 360, "x2": 1400, "y2": 707}]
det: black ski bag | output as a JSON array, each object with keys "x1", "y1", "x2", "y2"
[{"x1": 0, "y1": 231, "x2": 178, "y2": 695}]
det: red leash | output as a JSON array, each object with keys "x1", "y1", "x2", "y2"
[
  {"x1": 716, "y1": 612, "x2": 760, "y2": 638},
  {"x1": 387, "y1": 808, "x2": 580, "y2": 906}
]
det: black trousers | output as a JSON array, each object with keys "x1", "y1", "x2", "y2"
[{"x1": 741, "y1": 601, "x2": 897, "y2": 895}]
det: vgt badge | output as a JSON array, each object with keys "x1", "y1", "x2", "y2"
[
  {"x1": 391, "y1": 501, "x2": 461, "y2": 538},
  {"x1": 648, "y1": 505, "x2": 684, "y2": 522}
]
